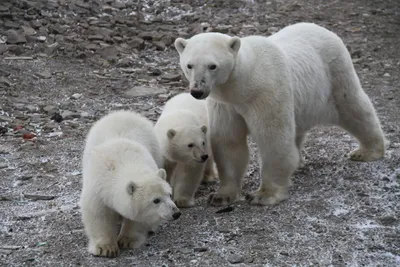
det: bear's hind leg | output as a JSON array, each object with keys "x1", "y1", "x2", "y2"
[
  {"x1": 82, "y1": 203, "x2": 120, "y2": 257},
  {"x1": 207, "y1": 100, "x2": 249, "y2": 206},
  {"x1": 333, "y1": 70, "x2": 386, "y2": 162}
]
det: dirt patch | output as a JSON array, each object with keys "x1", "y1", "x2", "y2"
[{"x1": 1, "y1": 0, "x2": 399, "y2": 266}]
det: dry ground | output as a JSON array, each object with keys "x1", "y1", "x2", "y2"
[{"x1": 0, "y1": 0, "x2": 399, "y2": 266}]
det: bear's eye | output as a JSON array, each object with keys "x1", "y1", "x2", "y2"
[
  {"x1": 187, "y1": 64, "x2": 193, "y2": 69},
  {"x1": 209, "y1": 64, "x2": 217, "y2": 70},
  {"x1": 202, "y1": 141, "x2": 205, "y2": 146},
  {"x1": 153, "y1": 198, "x2": 161, "y2": 204},
  {"x1": 169, "y1": 194, "x2": 172, "y2": 198},
  {"x1": 188, "y1": 143, "x2": 194, "y2": 148}
]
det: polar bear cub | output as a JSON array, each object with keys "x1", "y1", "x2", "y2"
[
  {"x1": 155, "y1": 93, "x2": 217, "y2": 208},
  {"x1": 80, "y1": 110, "x2": 181, "y2": 258},
  {"x1": 175, "y1": 22, "x2": 387, "y2": 207}
]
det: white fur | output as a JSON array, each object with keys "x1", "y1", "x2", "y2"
[
  {"x1": 175, "y1": 22, "x2": 387, "y2": 206},
  {"x1": 80, "y1": 110, "x2": 180, "y2": 257},
  {"x1": 155, "y1": 93, "x2": 217, "y2": 207}
]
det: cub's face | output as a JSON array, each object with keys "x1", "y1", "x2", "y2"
[
  {"x1": 166, "y1": 126, "x2": 209, "y2": 164},
  {"x1": 127, "y1": 169, "x2": 181, "y2": 224},
  {"x1": 175, "y1": 33, "x2": 241, "y2": 99}
]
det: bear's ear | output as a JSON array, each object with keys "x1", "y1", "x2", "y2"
[
  {"x1": 201, "y1": 125, "x2": 208, "y2": 134},
  {"x1": 228, "y1": 37, "x2": 241, "y2": 54},
  {"x1": 167, "y1": 129, "x2": 176, "y2": 139},
  {"x1": 175, "y1": 38, "x2": 187, "y2": 54},
  {"x1": 157, "y1": 169, "x2": 167, "y2": 181},
  {"x1": 126, "y1": 182, "x2": 136, "y2": 195}
]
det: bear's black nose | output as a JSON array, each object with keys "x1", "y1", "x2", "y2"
[
  {"x1": 173, "y1": 212, "x2": 181, "y2": 220},
  {"x1": 191, "y1": 90, "x2": 204, "y2": 99},
  {"x1": 201, "y1": 154, "x2": 209, "y2": 161}
]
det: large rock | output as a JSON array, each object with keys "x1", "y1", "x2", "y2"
[{"x1": 124, "y1": 86, "x2": 166, "y2": 98}]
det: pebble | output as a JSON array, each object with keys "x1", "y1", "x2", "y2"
[
  {"x1": 161, "y1": 73, "x2": 181, "y2": 82},
  {"x1": 0, "y1": 115, "x2": 13, "y2": 123},
  {"x1": 36, "y1": 71, "x2": 52, "y2": 79},
  {"x1": 61, "y1": 110, "x2": 80, "y2": 120},
  {"x1": 43, "y1": 105, "x2": 57, "y2": 114},
  {"x1": 6, "y1": 30, "x2": 27, "y2": 44},
  {"x1": 71, "y1": 93, "x2": 82, "y2": 99},
  {"x1": 0, "y1": 162, "x2": 8, "y2": 169},
  {"x1": 383, "y1": 73, "x2": 390, "y2": 77},
  {"x1": 23, "y1": 194, "x2": 56, "y2": 201},
  {"x1": 227, "y1": 254, "x2": 244, "y2": 264}
]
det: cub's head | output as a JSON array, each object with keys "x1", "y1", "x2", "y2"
[
  {"x1": 165, "y1": 125, "x2": 209, "y2": 164},
  {"x1": 175, "y1": 33, "x2": 241, "y2": 99},
  {"x1": 120, "y1": 169, "x2": 181, "y2": 224}
]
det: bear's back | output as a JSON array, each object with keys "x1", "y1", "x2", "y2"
[{"x1": 84, "y1": 110, "x2": 162, "y2": 167}]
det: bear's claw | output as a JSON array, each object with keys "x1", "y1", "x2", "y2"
[
  {"x1": 349, "y1": 148, "x2": 384, "y2": 162},
  {"x1": 174, "y1": 197, "x2": 195, "y2": 208},
  {"x1": 208, "y1": 193, "x2": 236, "y2": 206},
  {"x1": 245, "y1": 190, "x2": 288, "y2": 206},
  {"x1": 93, "y1": 244, "x2": 120, "y2": 258}
]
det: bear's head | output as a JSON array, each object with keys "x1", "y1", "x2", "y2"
[
  {"x1": 116, "y1": 168, "x2": 181, "y2": 224},
  {"x1": 165, "y1": 125, "x2": 209, "y2": 164},
  {"x1": 175, "y1": 33, "x2": 241, "y2": 100}
]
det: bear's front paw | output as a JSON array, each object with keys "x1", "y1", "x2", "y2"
[
  {"x1": 246, "y1": 187, "x2": 289, "y2": 206},
  {"x1": 92, "y1": 244, "x2": 120, "y2": 258},
  {"x1": 208, "y1": 193, "x2": 238, "y2": 206},
  {"x1": 245, "y1": 189, "x2": 288, "y2": 206},
  {"x1": 118, "y1": 235, "x2": 145, "y2": 249},
  {"x1": 349, "y1": 148, "x2": 384, "y2": 162},
  {"x1": 174, "y1": 197, "x2": 195, "y2": 208}
]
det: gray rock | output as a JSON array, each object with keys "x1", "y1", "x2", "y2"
[
  {"x1": 0, "y1": 115, "x2": 13, "y2": 123},
  {"x1": 4, "y1": 21, "x2": 20, "y2": 29},
  {"x1": 36, "y1": 71, "x2": 52, "y2": 79},
  {"x1": 22, "y1": 26, "x2": 36, "y2": 36},
  {"x1": 61, "y1": 110, "x2": 80, "y2": 120},
  {"x1": 43, "y1": 105, "x2": 57, "y2": 114},
  {"x1": 227, "y1": 254, "x2": 244, "y2": 264},
  {"x1": 0, "y1": 44, "x2": 8, "y2": 55},
  {"x1": 0, "y1": 162, "x2": 8, "y2": 169},
  {"x1": 6, "y1": 30, "x2": 27, "y2": 44},
  {"x1": 98, "y1": 46, "x2": 119, "y2": 61},
  {"x1": 124, "y1": 86, "x2": 167, "y2": 98},
  {"x1": 161, "y1": 73, "x2": 181, "y2": 82}
]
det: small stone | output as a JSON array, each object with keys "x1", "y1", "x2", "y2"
[
  {"x1": 383, "y1": 73, "x2": 390, "y2": 77},
  {"x1": 71, "y1": 93, "x2": 82, "y2": 100},
  {"x1": 0, "y1": 115, "x2": 13, "y2": 123},
  {"x1": 88, "y1": 35, "x2": 104, "y2": 41},
  {"x1": 161, "y1": 73, "x2": 181, "y2": 82},
  {"x1": 0, "y1": 249, "x2": 12, "y2": 255},
  {"x1": 0, "y1": 44, "x2": 8, "y2": 55},
  {"x1": 43, "y1": 105, "x2": 57, "y2": 114},
  {"x1": 23, "y1": 194, "x2": 56, "y2": 201},
  {"x1": 22, "y1": 26, "x2": 36, "y2": 36},
  {"x1": 37, "y1": 36, "x2": 47, "y2": 42},
  {"x1": 4, "y1": 21, "x2": 20, "y2": 29},
  {"x1": 280, "y1": 251, "x2": 289, "y2": 256},
  {"x1": 98, "y1": 46, "x2": 119, "y2": 61},
  {"x1": 153, "y1": 41, "x2": 166, "y2": 51},
  {"x1": 378, "y1": 216, "x2": 397, "y2": 226},
  {"x1": 194, "y1": 247, "x2": 208, "y2": 252},
  {"x1": 158, "y1": 94, "x2": 169, "y2": 102},
  {"x1": 61, "y1": 110, "x2": 80, "y2": 120},
  {"x1": 116, "y1": 58, "x2": 132, "y2": 67},
  {"x1": 112, "y1": 2, "x2": 126, "y2": 9},
  {"x1": 6, "y1": 30, "x2": 27, "y2": 44},
  {"x1": 217, "y1": 227, "x2": 230, "y2": 233},
  {"x1": 17, "y1": 175, "x2": 33, "y2": 181},
  {"x1": 227, "y1": 254, "x2": 244, "y2": 264},
  {"x1": 51, "y1": 113, "x2": 63, "y2": 123},
  {"x1": 216, "y1": 206, "x2": 234, "y2": 214},
  {"x1": 124, "y1": 86, "x2": 166, "y2": 98},
  {"x1": 128, "y1": 37, "x2": 145, "y2": 50},
  {"x1": 0, "y1": 126, "x2": 7, "y2": 135},
  {"x1": 0, "y1": 162, "x2": 8, "y2": 169},
  {"x1": 139, "y1": 31, "x2": 156, "y2": 41},
  {"x1": 179, "y1": 248, "x2": 192, "y2": 254},
  {"x1": 36, "y1": 71, "x2": 52, "y2": 79}
]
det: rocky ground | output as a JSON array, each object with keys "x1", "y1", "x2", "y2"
[{"x1": 0, "y1": 0, "x2": 399, "y2": 266}]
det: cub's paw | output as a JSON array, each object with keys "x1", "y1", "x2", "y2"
[
  {"x1": 208, "y1": 193, "x2": 238, "y2": 207},
  {"x1": 245, "y1": 188, "x2": 288, "y2": 206},
  {"x1": 118, "y1": 235, "x2": 145, "y2": 249},
  {"x1": 92, "y1": 244, "x2": 120, "y2": 258},
  {"x1": 174, "y1": 197, "x2": 195, "y2": 208},
  {"x1": 349, "y1": 148, "x2": 384, "y2": 162}
]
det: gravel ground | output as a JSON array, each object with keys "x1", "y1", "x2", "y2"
[{"x1": 0, "y1": 0, "x2": 399, "y2": 266}]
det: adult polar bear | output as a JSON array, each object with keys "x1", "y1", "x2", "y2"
[{"x1": 174, "y1": 22, "x2": 387, "y2": 206}]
